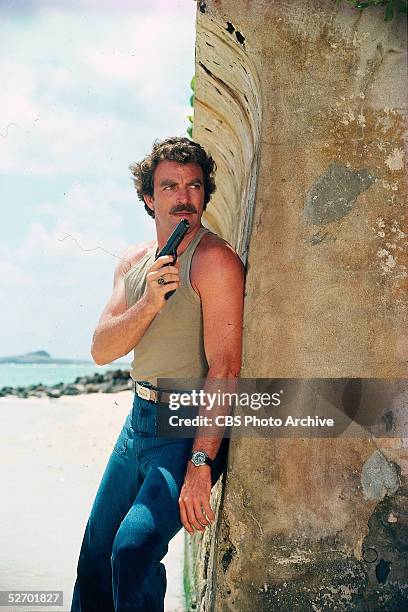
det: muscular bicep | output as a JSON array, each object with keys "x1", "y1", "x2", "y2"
[
  {"x1": 196, "y1": 246, "x2": 245, "y2": 376},
  {"x1": 97, "y1": 267, "x2": 128, "y2": 325},
  {"x1": 96, "y1": 245, "x2": 145, "y2": 326}
]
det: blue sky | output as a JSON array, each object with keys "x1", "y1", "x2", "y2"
[{"x1": 0, "y1": 0, "x2": 196, "y2": 360}]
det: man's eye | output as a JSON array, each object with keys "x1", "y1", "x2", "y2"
[{"x1": 190, "y1": 184, "x2": 200, "y2": 189}]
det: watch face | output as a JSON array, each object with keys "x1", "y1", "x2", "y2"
[{"x1": 192, "y1": 451, "x2": 206, "y2": 466}]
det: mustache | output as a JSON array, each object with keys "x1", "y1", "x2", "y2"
[{"x1": 170, "y1": 204, "x2": 197, "y2": 214}]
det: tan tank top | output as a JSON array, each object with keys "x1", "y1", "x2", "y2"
[{"x1": 124, "y1": 226, "x2": 211, "y2": 388}]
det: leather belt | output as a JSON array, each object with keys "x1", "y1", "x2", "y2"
[{"x1": 134, "y1": 381, "x2": 175, "y2": 405}]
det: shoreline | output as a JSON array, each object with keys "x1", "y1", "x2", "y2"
[{"x1": 0, "y1": 368, "x2": 132, "y2": 399}]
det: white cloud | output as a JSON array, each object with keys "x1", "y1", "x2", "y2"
[
  {"x1": 0, "y1": 7, "x2": 196, "y2": 177},
  {"x1": 0, "y1": 175, "x2": 157, "y2": 358},
  {"x1": 0, "y1": 1, "x2": 195, "y2": 359},
  {"x1": 21, "y1": 180, "x2": 154, "y2": 261},
  {"x1": 0, "y1": 261, "x2": 34, "y2": 287},
  {"x1": 0, "y1": 110, "x2": 133, "y2": 177},
  {"x1": 2, "y1": 0, "x2": 191, "y2": 14}
]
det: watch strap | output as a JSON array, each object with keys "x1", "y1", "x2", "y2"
[{"x1": 204, "y1": 454, "x2": 213, "y2": 467}]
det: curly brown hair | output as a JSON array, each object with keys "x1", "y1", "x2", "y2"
[{"x1": 129, "y1": 136, "x2": 217, "y2": 218}]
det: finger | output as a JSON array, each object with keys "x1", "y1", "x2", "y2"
[
  {"x1": 184, "y1": 500, "x2": 205, "y2": 533},
  {"x1": 179, "y1": 500, "x2": 194, "y2": 535},
  {"x1": 149, "y1": 267, "x2": 180, "y2": 278},
  {"x1": 193, "y1": 499, "x2": 211, "y2": 527},
  {"x1": 158, "y1": 281, "x2": 180, "y2": 293},
  {"x1": 146, "y1": 273, "x2": 179, "y2": 288},
  {"x1": 201, "y1": 497, "x2": 215, "y2": 523},
  {"x1": 151, "y1": 271, "x2": 180, "y2": 282},
  {"x1": 156, "y1": 264, "x2": 179, "y2": 274},
  {"x1": 150, "y1": 255, "x2": 173, "y2": 270},
  {"x1": 149, "y1": 273, "x2": 179, "y2": 285}
]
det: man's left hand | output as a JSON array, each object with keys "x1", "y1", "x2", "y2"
[{"x1": 179, "y1": 463, "x2": 215, "y2": 535}]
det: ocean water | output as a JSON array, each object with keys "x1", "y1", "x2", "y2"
[{"x1": 0, "y1": 362, "x2": 131, "y2": 389}]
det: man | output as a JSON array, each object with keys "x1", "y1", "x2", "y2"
[{"x1": 71, "y1": 136, "x2": 244, "y2": 611}]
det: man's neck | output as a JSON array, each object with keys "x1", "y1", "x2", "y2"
[{"x1": 156, "y1": 223, "x2": 204, "y2": 256}]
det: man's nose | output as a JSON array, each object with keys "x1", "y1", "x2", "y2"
[{"x1": 176, "y1": 186, "x2": 189, "y2": 204}]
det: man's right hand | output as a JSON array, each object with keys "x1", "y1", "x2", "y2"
[{"x1": 142, "y1": 255, "x2": 180, "y2": 314}]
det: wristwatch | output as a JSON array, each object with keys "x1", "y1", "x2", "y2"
[{"x1": 190, "y1": 450, "x2": 214, "y2": 467}]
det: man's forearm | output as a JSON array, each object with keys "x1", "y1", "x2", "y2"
[
  {"x1": 91, "y1": 297, "x2": 157, "y2": 365},
  {"x1": 191, "y1": 366, "x2": 239, "y2": 460}
]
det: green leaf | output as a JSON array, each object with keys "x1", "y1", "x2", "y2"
[
  {"x1": 187, "y1": 114, "x2": 194, "y2": 124},
  {"x1": 190, "y1": 75, "x2": 196, "y2": 92},
  {"x1": 335, "y1": 0, "x2": 404, "y2": 20},
  {"x1": 384, "y1": 0, "x2": 394, "y2": 19},
  {"x1": 189, "y1": 94, "x2": 195, "y2": 107},
  {"x1": 187, "y1": 126, "x2": 193, "y2": 138}
]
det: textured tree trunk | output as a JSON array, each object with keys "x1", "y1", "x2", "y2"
[{"x1": 191, "y1": 1, "x2": 408, "y2": 610}]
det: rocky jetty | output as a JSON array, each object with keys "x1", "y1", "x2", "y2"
[{"x1": 0, "y1": 369, "x2": 132, "y2": 399}]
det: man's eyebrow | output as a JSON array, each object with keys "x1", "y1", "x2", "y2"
[
  {"x1": 159, "y1": 179, "x2": 177, "y2": 186},
  {"x1": 159, "y1": 178, "x2": 203, "y2": 186}
]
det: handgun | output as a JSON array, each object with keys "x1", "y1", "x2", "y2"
[{"x1": 155, "y1": 218, "x2": 190, "y2": 299}]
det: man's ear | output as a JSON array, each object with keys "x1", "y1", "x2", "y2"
[{"x1": 144, "y1": 195, "x2": 154, "y2": 214}]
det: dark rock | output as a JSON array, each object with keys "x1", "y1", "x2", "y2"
[
  {"x1": 51, "y1": 382, "x2": 64, "y2": 389},
  {"x1": 2, "y1": 368, "x2": 131, "y2": 399},
  {"x1": 98, "y1": 383, "x2": 113, "y2": 393},
  {"x1": 64, "y1": 386, "x2": 81, "y2": 396},
  {"x1": 91, "y1": 373, "x2": 105, "y2": 384},
  {"x1": 113, "y1": 383, "x2": 131, "y2": 392},
  {"x1": 47, "y1": 389, "x2": 62, "y2": 398},
  {"x1": 85, "y1": 385, "x2": 100, "y2": 394}
]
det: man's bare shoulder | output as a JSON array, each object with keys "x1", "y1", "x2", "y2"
[
  {"x1": 118, "y1": 240, "x2": 156, "y2": 276},
  {"x1": 192, "y1": 231, "x2": 244, "y2": 287},
  {"x1": 195, "y1": 231, "x2": 243, "y2": 269}
]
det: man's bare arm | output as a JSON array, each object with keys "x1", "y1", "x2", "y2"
[
  {"x1": 192, "y1": 241, "x2": 244, "y2": 458},
  {"x1": 179, "y1": 239, "x2": 245, "y2": 534},
  {"x1": 91, "y1": 249, "x2": 180, "y2": 365}
]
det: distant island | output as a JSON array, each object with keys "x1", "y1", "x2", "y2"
[
  {"x1": 0, "y1": 350, "x2": 92, "y2": 365},
  {"x1": 0, "y1": 350, "x2": 128, "y2": 366}
]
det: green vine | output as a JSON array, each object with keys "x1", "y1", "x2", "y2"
[
  {"x1": 186, "y1": 75, "x2": 195, "y2": 139},
  {"x1": 336, "y1": 0, "x2": 407, "y2": 20}
]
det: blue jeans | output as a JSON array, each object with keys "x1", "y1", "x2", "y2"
[{"x1": 71, "y1": 392, "x2": 228, "y2": 612}]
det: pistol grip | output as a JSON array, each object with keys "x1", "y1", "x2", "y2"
[{"x1": 164, "y1": 250, "x2": 178, "y2": 299}]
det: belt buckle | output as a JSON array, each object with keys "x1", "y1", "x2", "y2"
[
  {"x1": 136, "y1": 383, "x2": 158, "y2": 403},
  {"x1": 137, "y1": 384, "x2": 151, "y2": 401}
]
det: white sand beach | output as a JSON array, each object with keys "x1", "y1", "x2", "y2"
[{"x1": 0, "y1": 390, "x2": 185, "y2": 612}]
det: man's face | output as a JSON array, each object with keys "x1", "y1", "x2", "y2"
[{"x1": 144, "y1": 160, "x2": 205, "y2": 234}]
